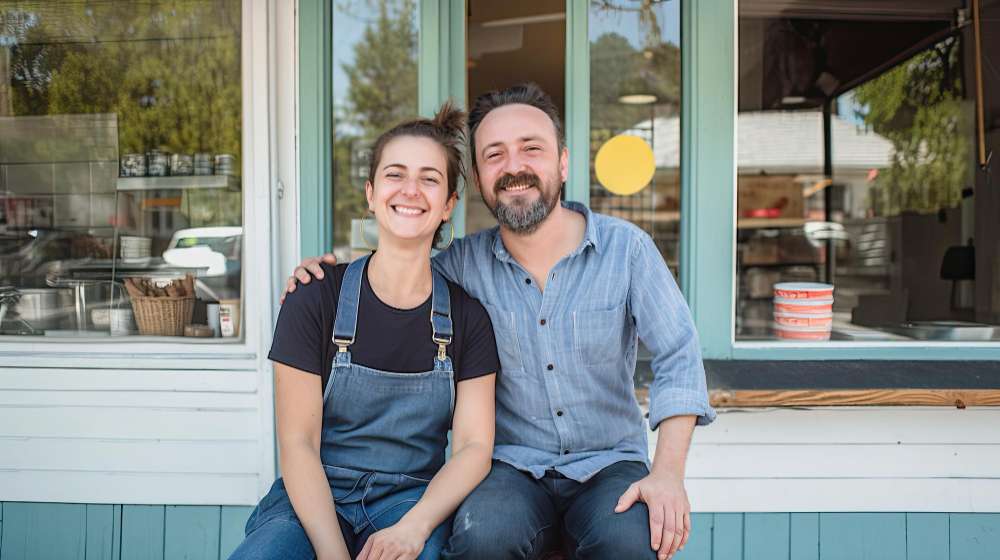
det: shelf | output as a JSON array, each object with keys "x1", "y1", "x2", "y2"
[
  {"x1": 741, "y1": 261, "x2": 822, "y2": 269},
  {"x1": 737, "y1": 217, "x2": 807, "y2": 229},
  {"x1": 116, "y1": 175, "x2": 240, "y2": 192},
  {"x1": 601, "y1": 209, "x2": 680, "y2": 224}
]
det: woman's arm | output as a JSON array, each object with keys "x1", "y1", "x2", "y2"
[
  {"x1": 275, "y1": 363, "x2": 351, "y2": 560},
  {"x1": 357, "y1": 373, "x2": 496, "y2": 560}
]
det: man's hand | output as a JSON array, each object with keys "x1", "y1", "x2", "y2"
[
  {"x1": 355, "y1": 518, "x2": 428, "y2": 560},
  {"x1": 615, "y1": 472, "x2": 690, "y2": 560},
  {"x1": 280, "y1": 253, "x2": 338, "y2": 303}
]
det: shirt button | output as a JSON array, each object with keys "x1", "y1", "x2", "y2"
[
  {"x1": 556, "y1": 410, "x2": 564, "y2": 416},
  {"x1": 525, "y1": 278, "x2": 531, "y2": 285},
  {"x1": 540, "y1": 319, "x2": 546, "y2": 326},
  {"x1": 546, "y1": 364, "x2": 554, "y2": 371}
]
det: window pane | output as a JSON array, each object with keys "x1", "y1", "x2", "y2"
[
  {"x1": 0, "y1": 0, "x2": 243, "y2": 339},
  {"x1": 589, "y1": 0, "x2": 682, "y2": 280},
  {"x1": 465, "y1": 0, "x2": 566, "y2": 236},
  {"x1": 736, "y1": 0, "x2": 999, "y2": 343},
  {"x1": 331, "y1": 0, "x2": 419, "y2": 260}
]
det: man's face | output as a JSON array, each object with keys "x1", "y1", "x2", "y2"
[{"x1": 473, "y1": 104, "x2": 569, "y2": 234}]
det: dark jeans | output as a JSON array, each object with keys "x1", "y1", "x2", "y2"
[{"x1": 442, "y1": 460, "x2": 657, "y2": 560}]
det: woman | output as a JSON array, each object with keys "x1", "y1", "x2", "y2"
[{"x1": 230, "y1": 103, "x2": 498, "y2": 560}]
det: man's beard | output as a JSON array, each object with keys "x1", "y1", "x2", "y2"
[{"x1": 488, "y1": 171, "x2": 561, "y2": 235}]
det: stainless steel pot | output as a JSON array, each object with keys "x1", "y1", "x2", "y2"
[{"x1": 13, "y1": 288, "x2": 75, "y2": 330}]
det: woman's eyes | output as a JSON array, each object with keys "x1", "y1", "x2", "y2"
[{"x1": 384, "y1": 172, "x2": 438, "y2": 184}]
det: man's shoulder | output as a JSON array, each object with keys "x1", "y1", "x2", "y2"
[
  {"x1": 587, "y1": 211, "x2": 649, "y2": 249},
  {"x1": 453, "y1": 226, "x2": 499, "y2": 249},
  {"x1": 442, "y1": 226, "x2": 500, "y2": 263}
]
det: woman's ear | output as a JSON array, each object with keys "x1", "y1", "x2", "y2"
[
  {"x1": 365, "y1": 181, "x2": 375, "y2": 213},
  {"x1": 442, "y1": 192, "x2": 458, "y2": 222}
]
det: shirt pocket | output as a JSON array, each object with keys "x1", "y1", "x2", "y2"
[
  {"x1": 573, "y1": 303, "x2": 627, "y2": 366},
  {"x1": 482, "y1": 303, "x2": 526, "y2": 375}
]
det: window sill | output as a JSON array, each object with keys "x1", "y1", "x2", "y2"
[{"x1": 704, "y1": 360, "x2": 1000, "y2": 408}]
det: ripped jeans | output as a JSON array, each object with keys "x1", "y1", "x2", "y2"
[{"x1": 442, "y1": 460, "x2": 657, "y2": 560}]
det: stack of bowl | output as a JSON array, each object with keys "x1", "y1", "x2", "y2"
[
  {"x1": 120, "y1": 236, "x2": 152, "y2": 260},
  {"x1": 772, "y1": 282, "x2": 834, "y2": 340}
]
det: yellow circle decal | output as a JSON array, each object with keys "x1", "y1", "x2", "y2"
[{"x1": 594, "y1": 135, "x2": 655, "y2": 195}]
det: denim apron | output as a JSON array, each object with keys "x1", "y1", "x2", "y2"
[{"x1": 242, "y1": 254, "x2": 455, "y2": 552}]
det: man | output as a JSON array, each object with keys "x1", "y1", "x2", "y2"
[{"x1": 283, "y1": 83, "x2": 715, "y2": 560}]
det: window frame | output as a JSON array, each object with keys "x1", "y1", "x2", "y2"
[
  {"x1": 687, "y1": 0, "x2": 1000, "y2": 363},
  {"x1": 0, "y1": 0, "x2": 276, "y2": 370}
]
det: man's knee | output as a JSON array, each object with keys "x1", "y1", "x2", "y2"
[
  {"x1": 445, "y1": 502, "x2": 554, "y2": 560},
  {"x1": 443, "y1": 482, "x2": 556, "y2": 560},
  {"x1": 569, "y1": 505, "x2": 657, "y2": 560}
]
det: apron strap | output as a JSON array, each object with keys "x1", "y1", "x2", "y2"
[
  {"x1": 332, "y1": 255, "x2": 368, "y2": 353},
  {"x1": 430, "y1": 269, "x2": 453, "y2": 361}
]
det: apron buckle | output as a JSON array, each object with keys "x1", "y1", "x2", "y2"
[
  {"x1": 333, "y1": 337, "x2": 354, "y2": 353},
  {"x1": 432, "y1": 335, "x2": 450, "y2": 361}
]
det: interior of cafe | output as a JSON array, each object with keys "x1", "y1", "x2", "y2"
[{"x1": 735, "y1": 0, "x2": 999, "y2": 343}]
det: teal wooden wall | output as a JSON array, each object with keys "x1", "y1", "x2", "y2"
[
  {"x1": 0, "y1": 503, "x2": 252, "y2": 560},
  {"x1": 1, "y1": 504, "x2": 998, "y2": 559}
]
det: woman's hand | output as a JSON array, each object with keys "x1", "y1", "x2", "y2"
[
  {"x1": 280, "y1": 253, "x2": 338, "y2": 303},
  {"x1": 355, "y1": 519, "x2": 429, "y2": 560}
]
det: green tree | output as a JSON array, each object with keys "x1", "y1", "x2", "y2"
[
  {"x1": 332, "y1": 0, "x2": 418, "y2": 251},
  {"x1": 5, "y1": 0, "x2": 244, "y2": 226},
  {"x1": 853, "y1": 37, "x2": 972, "y2": 216}
]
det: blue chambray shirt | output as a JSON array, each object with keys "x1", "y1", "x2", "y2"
[{"x1": 432, "y1": 202, "x2": 716, "y2": 482}]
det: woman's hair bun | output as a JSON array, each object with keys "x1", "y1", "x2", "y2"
[{"x1": 431, "y1": 100, "x2": 466, "y2": 141}]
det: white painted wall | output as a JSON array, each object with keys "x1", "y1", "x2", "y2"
[{"x1": 652, "y1": 407, "x2": 1000, "y2": 513}]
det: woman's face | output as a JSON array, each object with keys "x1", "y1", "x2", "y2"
[{"x1": 367, "y1": 135, "x2": 455, "y2": 247}]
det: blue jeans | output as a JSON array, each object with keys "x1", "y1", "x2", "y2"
[
  {"x1": 228, "y1": 479, "x2": 451, "y2": 559},
  {"x1": 442, "y1": 460, "x2": 657, "y2": 560}
]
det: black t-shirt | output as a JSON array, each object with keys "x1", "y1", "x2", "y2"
[{"x1": 268, "y1": 261, "x2": 499, "y2": 389}]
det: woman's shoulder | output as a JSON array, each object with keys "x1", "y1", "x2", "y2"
[{"x1": 283, "y1": 261, "x2": 349, "y2": 308}]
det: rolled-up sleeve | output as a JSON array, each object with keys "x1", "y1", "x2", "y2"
[{"x1": 629, "y1": 232, "x2": 716, "y2": 429}]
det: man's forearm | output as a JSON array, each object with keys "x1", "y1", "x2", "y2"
[{"x1": 650, "y1": 415, "x2": 696, "y2": 479}]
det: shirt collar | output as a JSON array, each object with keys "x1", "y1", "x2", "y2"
[{"x1": 489, "y1": 201, "x2": 601, "y2": 263}]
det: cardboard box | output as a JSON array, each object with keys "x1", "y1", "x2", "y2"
[
  {"x1": 738, "y1": 175, "x2": 803, "y2": 219},
  {"x1": 742, "y1": 236, "x2": 780, "y2": 265}
]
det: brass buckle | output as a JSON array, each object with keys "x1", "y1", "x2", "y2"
[
  {"x1": 432, "y1": 335, "x2": 450, "y2": 361},
  {"x1": 333, "y1": 337, "x2": 354, "y2": 353}
]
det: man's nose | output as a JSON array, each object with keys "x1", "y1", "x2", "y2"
[{"x1": 502, "y1": 153, "x2": 527, "y2": 176}]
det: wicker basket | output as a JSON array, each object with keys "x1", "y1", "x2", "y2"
[{"x1": 129, "y1": 294, "x2": 195, "y2": 336}]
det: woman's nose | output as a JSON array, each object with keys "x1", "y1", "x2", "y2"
[{"x1": 400, "y1": 178, "x2": 420, "y2": 195}]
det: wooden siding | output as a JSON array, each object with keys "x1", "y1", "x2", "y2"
[
  {"x1": 0, "y1": 369, "x2": 266, "y2": 505},
  {"x1": 668, "y1": 407, "x2": 1000, "y2": 512},
  {"x1": 1, "y1": 504, "x2": 998, "y2": 559}
]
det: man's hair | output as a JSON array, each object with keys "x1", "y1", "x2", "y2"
[{"x1": 467, "y1": 83, "x2": 564, "y2": 171}]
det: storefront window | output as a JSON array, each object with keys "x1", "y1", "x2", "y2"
[
  {"x1": 736, "y1": 0, "x2": 998, "y2": 343},
  {"x1": 0, "y1": 0, "x2": 243, "y2": 339},
  {"x1": 464, "y1": 0, "x2": 567, "y2": 236},
  {"x1": 589, "y1": 0, "x2": 682, "y2": 279},
  {"x1": 331, "y1": 0, "x2": 419, "y2": 260}
]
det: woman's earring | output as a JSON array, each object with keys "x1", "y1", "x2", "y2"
[
  {"x1": 360, "y1": 210, "x2": 377, "y2": 251},
  {"x1": 435, "y1": 220, "x2": 455, "y2": 251}
]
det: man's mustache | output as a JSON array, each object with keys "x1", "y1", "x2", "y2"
[{"x1": 494, "y1": 171, "x2": 541, "y2": 194}]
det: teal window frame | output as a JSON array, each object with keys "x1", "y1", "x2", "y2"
[{"x1": 300, "y1": 0, "x2": 1000, "y2": 363}]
